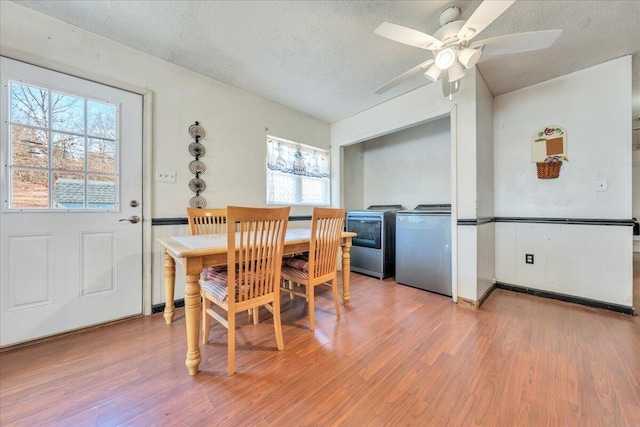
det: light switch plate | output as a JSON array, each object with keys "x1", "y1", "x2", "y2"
[{"x1": 156, "y1": 170, "x2": 176, "y2": 183}]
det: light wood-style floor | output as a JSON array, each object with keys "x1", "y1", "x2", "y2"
[
  {"x1": 1, "y1": 261, "x2": 639, "y2": 426},
  {"x1": 634, "y1": 252, "x2": 640, "y2": 313}
]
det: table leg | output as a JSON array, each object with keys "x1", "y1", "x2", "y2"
[
  {"x1": 163, "y1": 250, "x2": 176, "y2": 324},
  {"x1": 341, "y1": 239, "x2": 352, "y2": 306},
  {"x1": 184, "y1": 273, "x2": 202, "y2": 375}
]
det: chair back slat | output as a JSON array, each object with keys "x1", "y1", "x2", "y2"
[
  {"x1": 228, "y1": 206, "x2": 290, "y2": 305},
  {"x1": 186, "y1": 208, "x2": 227, "y2": 235},
  {"x1": 309, "y1": 207, "x2": 346, "y2": 277}
]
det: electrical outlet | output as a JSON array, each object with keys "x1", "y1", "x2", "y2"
[
  {"x1": 155, "y1": 170, "x2": 176, "y2": 183},
  {"x1": 525, "y1": 254, "x2": 534, "y2": 264}
]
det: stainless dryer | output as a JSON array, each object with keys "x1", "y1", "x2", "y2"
[{"x1": 346, "y1": 205, "x2": 402, "y2": 279}]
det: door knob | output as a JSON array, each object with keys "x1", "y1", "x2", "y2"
[{"x1": 119, "y1": 215, "x2": 140, "y2": 224}]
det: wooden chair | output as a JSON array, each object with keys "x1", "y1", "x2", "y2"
[
  {"x1": 186, "y1": 207, "x2": 229, "y2": 299},
  {"x1": 187, "y1": 207, "x2": 261, "y2": 325},
  {"x1": 281, "y1": 207, "x2": 345, "y2": 331},
  {"x1": 186, "y1": 207, "x2": 227, "y2": 235},
  {"x1": 201, "y1": 205, "x2": 290, "y2": 376}
]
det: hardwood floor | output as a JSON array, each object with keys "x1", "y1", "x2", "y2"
[
  {"x1": 1, "y1": 269, "x2": 639, "y2": 426},
  {"x1": 634, "y1": 252, "x2": 640, "y2": 315}
]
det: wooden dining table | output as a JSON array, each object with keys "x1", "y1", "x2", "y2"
[{"x1": 157, "y1": 228, "x2": 356, "y2": 375}]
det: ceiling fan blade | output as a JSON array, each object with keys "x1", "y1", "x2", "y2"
[
  {"x1": 471, "y1": 30, "x2": 562, "y2": 60},
  {"x1": 457, "y1": 0, "x2": 516, "y2": 42},
  {"x1": 375, "y1": 59, "x2": 435, "y2": 94},
  {"x1": 375, "y1": 22, "x2": 443, "y2": 50}
]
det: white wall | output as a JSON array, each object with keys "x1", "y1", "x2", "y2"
[
  {"x1": 475, "y1": 72, "x2": 495, "y2": 301},
  {"x1": 477, "y1": 222, "x2": 495, "y2": 301},
  {"x1": 633, "y1": 129, "x2": 640, "y2": 251},
  {"x1": 494, "y1": 57, "x2": 632, "y2": 219},
  {"x1": 342, "y1": 143, "x2": 364, "y2": 212},
  {"x1": 494, "y1": 57, "x2": 633, "y2": 307},
  {"x1": 475, "y1": 72, "x2": 494, "y2": 219},
  {"x1": 361, "y1": 118, "x2": 451, "y2": 210},
  {"x1": 496, "y1": 222, "x2": 632, "y2": 306},
  {"x1": 1, "y1": 2, "x2": 330, "y2": 219},
  {"x1": 1, "y1": 2, "x2": 331, "y2": 305}
]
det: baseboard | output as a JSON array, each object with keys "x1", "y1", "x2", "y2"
[
  {"x1": 478, "y1": 284, "x2": 496, "y2": 306},
  {"x1": 152, "y1": 299, "x2": 185, "y2": 314},
  {"x1": 495, "y1": 282, "x2": 634, "y2": 315},
  {"x1": 456, "y1": 284, "x2": 496, "y2": 310},
  {"x1": 456, "y1": 296, "x2": 480, "y2": 309}
]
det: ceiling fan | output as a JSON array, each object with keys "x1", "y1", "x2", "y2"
[{"x1": 374, "y1": 0, "x2": 562, "y2": 98}]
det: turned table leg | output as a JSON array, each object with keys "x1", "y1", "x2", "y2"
[
  {"x1": 341, "y1": 240, "x2": 352, "y2": 306},
  {"x1": 163, "y1": 249, "x2": 176, "y2": 324},
  {"x1": 184, "y1": 272, "x2": 202, "y2": 375}
]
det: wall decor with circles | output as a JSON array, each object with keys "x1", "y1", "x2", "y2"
[{"x1": 187, "y1": 121, "x2": 207, "y2": 208}]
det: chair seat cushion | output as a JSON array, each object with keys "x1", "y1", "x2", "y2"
[
  {"x1": 201, "y1": 267, "x2": 230, "y2": 302},
  {"x1": 281, "y1": 265, "x2": 309, "y2": 280},
  {"x1": 283, "y1": 256, "x2": 309, "y2": 272},
  {"x1": 201, "y1": 267, "x2": 270, "y2": 303},
  {"x1": 201, "y1": 266, "x2": 226, "y2": 281}
]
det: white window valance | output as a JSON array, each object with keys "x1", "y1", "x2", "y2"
[{"x1": 267, "y1": 135, "x2": 329, "y2": 178}]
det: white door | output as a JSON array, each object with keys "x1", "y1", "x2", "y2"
[{"x1": 0, "y1": 57, "x2": 143, "y2": 347}]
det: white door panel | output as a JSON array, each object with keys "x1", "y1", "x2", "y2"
[{"x1": 0, "y1": 57, "x2": 143, "y2": 346}]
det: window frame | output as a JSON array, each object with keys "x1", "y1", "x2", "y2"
[
  {"x1": 4, "y1": 78, "x2": 121, "y2": 212},
  {"x1": 266, "y1": 135, "x2": 330, "y2": 206}
]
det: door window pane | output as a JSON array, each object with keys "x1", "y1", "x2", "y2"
[
  {"x1": 51, "y1": 92, "x2": 85, "y2": 134},
  {"x1": 7, "y1": 79, "x2": 118, "y2": 210},
  {"x1": 88, "y1": 138, "x2": 116, "y2": 174},
  {"x1": 53, "y1": 173, "x2": 85, "y2": 209},
  {"x1": 52, "y1": 133, "x2": 85, "y2": 171},
  {"x1": 11, "y1": 126, "x2": 48, "y2": 168},
  {"x1": 10, "y1": 82, "x2": 49, "y2": 128},
  {"x1": 88, "y1": 100, "x2": 116, "y2": 139},
  {"x1": 12, "y1": 169, "x2": 49, "y2": 208},
  {"x1": 88, "y1": 175, "x2": 116, "y2": 209}
]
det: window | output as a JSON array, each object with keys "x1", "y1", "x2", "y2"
[
  {"x1": 7, "y1": 80, "x2": 118, "y2": 210},
  {"x1": 266, "y1": 135, "x2": 329, "y2": 205}
]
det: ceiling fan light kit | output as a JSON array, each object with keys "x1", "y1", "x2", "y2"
[
  {"x1": 435, "y1": 47, "x2": 457, "y2": 69},
  {"x1": 424, "y1": 64, "x2": 442, "y2": 82},
  {"x1": 374, "y1": 0, "x2": 561, "y2": 99},
  {"x1": 458, "y1": 47, "x2": 482, "y2": 69}
]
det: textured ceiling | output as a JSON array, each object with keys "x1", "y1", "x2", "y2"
[{"x1": 12, "y1": 0, "x2": 640, "y2": 124}]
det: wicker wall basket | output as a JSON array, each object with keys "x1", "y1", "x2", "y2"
[{"x1": 536, "y1": 161, "x2": 562, "y2": 179}]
